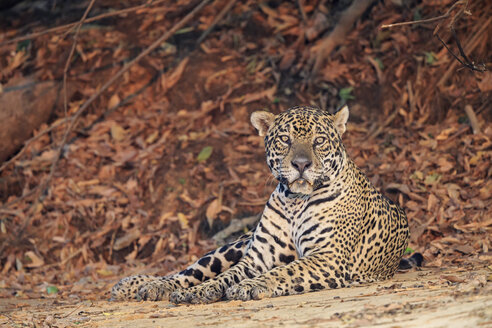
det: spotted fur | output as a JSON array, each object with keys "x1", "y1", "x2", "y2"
[{"x1": 111, "y1": 105, "x2": 410, "y2": 303}]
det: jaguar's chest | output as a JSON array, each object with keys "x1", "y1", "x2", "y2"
[{"x1": 275, "y1": 187, "x2": 359, "y2": 257}]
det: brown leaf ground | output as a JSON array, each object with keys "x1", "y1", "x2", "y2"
[{"x1": 0, "y1": 0, "x2": 490, "y2": 321}]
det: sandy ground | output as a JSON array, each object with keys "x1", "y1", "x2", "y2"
[{"x1": 1, "y1": 266, "x2": 491, "y2": 328}]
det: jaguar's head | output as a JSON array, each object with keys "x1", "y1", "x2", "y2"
[{"x1": 251, "y1": 106, "x2": 349, "y2": 195}]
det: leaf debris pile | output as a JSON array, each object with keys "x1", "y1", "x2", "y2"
[{"x1": 0, "y1": 0, "x2": 490, "y2": 300}]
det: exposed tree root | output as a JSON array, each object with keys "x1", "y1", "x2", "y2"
[{"x1": 312, "y1": 0, "x2": 375, "y2": 78}]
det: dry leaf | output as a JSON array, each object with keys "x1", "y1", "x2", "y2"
[
  {"x1": 111, "y1": 124, "x2": 126, "y2": 142},
  {"x1": 24, "y1": 251, "x2": 44, "y2": 268},
  {"x1": 436, "y1": 127, "x2": 457, "y2": 141},
  {"x1": 242, "y1": 85, "x2": 277, "y2": 104},
  {"x1": 97, "y1": 269, "x2": 115, "y2": 277},
  {"x1": 427, "y1": 193, "x2": 439, "y2": 212},
  {"x1": 437, "y1": 157, "x2": 453, "y2": 172},
  {"x1": 441, "y1": 275, "x2": 465, "y2": 283},
  {"x1": 161, "y1": 57, "x2": 189, "y2": 94},
  {"x1": 321, "y1": 60, "x2": 350, "y2": 82},
  {"x1": 108, "y1": 94, "x2": 120, "y2": 109},
  {"x1": 178, "y1": 213, "x2": 189, "y2": 229},
  {"x1": 477, "y1": 71, "x2": 492, "y2": 92},
  {"x1": 113, "y1": 229, "x2": 140, "y2": 251},
  {"x1": 206, "y1": 198, "x2": 222, "y2": 228},
  {"x1": 446, "y1": 184, "x2": 461, "y2": 203},
  {"x1": 145, "y1": 131, "x2": 159, "y2": 144},
  {"x1": 279, "y1": 49, "x2": 297, "y2": 70}
]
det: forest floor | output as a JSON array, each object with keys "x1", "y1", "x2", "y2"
[
  {"x1": 0, "y1": 0, "x2": 491, "y2": 327},
  {"x1": 1, "y1": 265, "x2": 491, "y2": 327}
]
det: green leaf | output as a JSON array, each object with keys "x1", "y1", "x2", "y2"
[
  {"x1": 174, "y1": 27, "x2": 194, "y2": 35},
  {"x1": 374, "y1": 57, "x2": 384, "y2": 70},
  {"x1": 16, "y1": 40, "x2": 30, "y2": 52},
  {"x1": 405, "y1": 247, "x2": 415, "y2": 255},
  {"x1": 178, "y1": 178, "x2": 186, "y2": 185},
  {"x1": 339, "y1": 86, "x2": 355, "y2": 101},
  {"x1": 458, "y1": 115, "x2": 468, "y2": 124},
  {"x1": 424, "y1": 172, "x2": 441, "y2": 185},
  {"x1": 246, "y1": 57, "x2": 257, "y2": 74},
  {"x1": 197, "y1": 146, "x2": 213, "y2": 163},
  {"x1": 46, "y1": 286, "x2": 59, "y2": 294},
  {"x1": 272, "y1": 97, "x2": 280, "y2": 104},
  {"x1": 425, "y1": 52, "x2": 437, "y2": 65}
]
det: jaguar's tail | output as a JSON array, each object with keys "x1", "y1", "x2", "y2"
[{"x1": 398, "y1": 252, "x2": 424, "y2": 270}]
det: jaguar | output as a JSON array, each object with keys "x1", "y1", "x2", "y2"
[{"x1": 111, "y1": 105, "x2": 421, "y2": 303}]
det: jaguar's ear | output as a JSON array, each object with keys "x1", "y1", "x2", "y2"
[
  {"x1": 333, "y1": 105, "x2": 349, "y2": 136},
  {"x1": 251, "y1": 111, "x2": 275, "y2": 136}
]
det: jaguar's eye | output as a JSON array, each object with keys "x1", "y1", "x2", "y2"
[
  {"x1": 314, "y1": 136, "x2": 326, "y2": 146},
  {"x1": 279, "y1": 135, "x2": 291, "y2": 145}
]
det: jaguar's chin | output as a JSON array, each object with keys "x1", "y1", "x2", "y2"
[{"x1": 289, "y1": 178, "x2": 314, "y2": 195}]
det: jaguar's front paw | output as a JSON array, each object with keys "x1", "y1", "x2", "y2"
[
  {"x1": 170, "y1": 283, "x2": 224, "y2": 304},
  {"x1": 137, "y1": 279, "x2": 177, "y2": 301},
  {"x1": 111, "y1": 275, "x2": 157, "y2": 301},
  {"x1": 226, "y1": 279, "x2": 271, "y2": 301}
]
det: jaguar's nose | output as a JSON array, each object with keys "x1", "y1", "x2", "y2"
[{"x1": 291, "y1": 157, "x2": 312, "y2": 174}]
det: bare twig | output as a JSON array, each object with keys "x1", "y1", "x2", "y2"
[
  {"x1": 297, "y1": 0, "x2": 308, "y2": 23},
  {"x1": 380, "y1": 0, "x2": 465, "y2": 29},
  {"x1": 15, "y1": 0, "x2": 96, "y2": 238},
  {"x1": 464, "y1": 105, "x2": 481, "y2": 134},
  {"x1": 366, "y1": 56, "x2": 384, "y2": 83},
  {"x1": 14, "y1": 0, "x2": 211, "y2": 239},
  {"x1": 407, "y1": 80, "x2": 416, "y2": 113},
  {"x1": 212, "y1": 215, "x2": 260, "y2": 245},
  {"x1": 197, "y1": 0, "x2": 237, "y2": 45},
  {"x1": 0, "y1": 189, "x2": 36, "y2": 212},
  {"x1": 0, "y1": 208, "x2": 24, "y2": 217},
  {"x1": 435, "y1": 29, "x2": 487, "y2": 73},
  {"x1": 0, "y1": 0, "x2": 167, "y2": 46},
  {"x1": 381, "y1": 15, "x2": 450, "y2": 29},
  {"x1": 368, "y1": 105, "x2": 399, "y2": 139},
  {"x1": 63, "y1": 0, "x2": 96, "y2": 115},
  {"x1": 378, "y1": 0, "x2": 487, "y2": 76},
  {"x1": 438, "y1": 16, "x2": 491, "y2": 86}
]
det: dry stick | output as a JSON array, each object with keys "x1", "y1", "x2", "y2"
[
  {"x1": 297, "y1": 0, "x2": 308, "y2": 23},
  {"x1": 0, "y1": 209, "x2": 24, "y2": 217},
  {"x1": 368, "y1": 106, "x2": 399, "y2": 139},
  {"x1": 11, "y1": 0, "x2": 96, "y2": 240},
  {"x1": 63, "y1": 0, "x2": 96, "y2": 116},
  {"x1": 0, "y1": 190, "x2": 36, "y2": 212},
  {"x1": 437, "y1": 16, "x2": 491, "y2": 86},
  {"x1": 0, "y1": 0, "x2": 167, "y2": 46},
  {"x1": 12, "y1": 0, "x2": 97, "y2": 238},
  {"x1": 381, "y1": 0, "x2": 465, "y2": 29},
  {"x1": 464, "y1": 105, "x2": 481, "y2": 134},
  {"x1": 196, "y1": 0, "x2": 237, "y2": 45},
  {"x1": 15, "y1": 0, "x2": 211, "y2": 239},
  {"x1": 212, "y1": 215, "x2": 260, "y2": 245},
  {"x1": 407, "y1": 80, "x2": 416, "y2": 114},
  {"x1": 311, "y1": 0, "x2": 375, "y2": 77},
  {"x1": 435, "y1": 30, "x2": 486, "y2": 73}
]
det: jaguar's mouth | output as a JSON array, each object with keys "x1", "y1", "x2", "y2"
[{"x1": 289, "y1": 178, "x2": 314, "y2": 194}]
